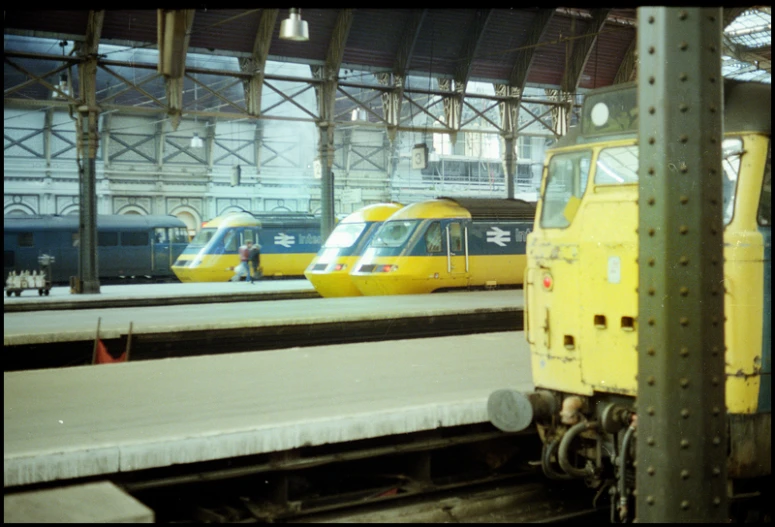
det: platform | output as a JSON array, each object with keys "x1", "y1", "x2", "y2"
[
  {"x1": 4, "y1": 289, "x2": 523, "y2": 347},
  {"x1": 3, "y1": 481, "x2": 154, "y2": 523},
  {"x1": 4, "y1": 331, "x2": 532, "y2": 488},
  {"x1": 3, "y1": 280, "x2": 318, "y2": 312}
]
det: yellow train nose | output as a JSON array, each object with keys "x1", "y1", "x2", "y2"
[{"x1": 305, "y1": 269, "x2": 361, "y2": 297}]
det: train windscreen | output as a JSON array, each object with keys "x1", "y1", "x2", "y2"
[
  {"x1": 190, "y1": 228, "x2": 217, "y2": 246},
  {"x1": 325, "y1": 222, "x2": 367, "y2": 249},
  {"x1": 371, "y1": 220, "x2": 418, "y2": 248}
]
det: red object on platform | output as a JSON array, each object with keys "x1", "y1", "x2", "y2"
[{"x1": 95, "y1": 340, "x2": 127, "y2": 364}]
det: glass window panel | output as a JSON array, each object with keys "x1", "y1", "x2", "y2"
[
  {"x1": 98, "y1": 232, "x2": 119, "y2": 246},
  {"x1": 425, "y1": 222, "x2": 442, "y2": 253},
  {"x1": 122, "y1": 231, "x2": 149, "y2": 246}
]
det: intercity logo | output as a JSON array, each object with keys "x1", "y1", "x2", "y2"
[
  {"x1": 486, "y1": 226, "x2": 511, "y2": 247},
  {"x1": 274, "y1": 232, "x2": 296, "y2": 248}
]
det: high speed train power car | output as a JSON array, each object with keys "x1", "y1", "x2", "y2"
[
  {"x1": 349, "y1": 197, "x2": 536, "y2": 295},
  {"x1": 304, "y1": 202, "x2": 403, "y2": 297},
  {"x1": 172, "y1": 211, "x2": 323, "y2": 282}
]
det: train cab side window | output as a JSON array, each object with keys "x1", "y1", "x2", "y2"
[
  {"x1": 595, "y1": 146, "x2": 638, "y2": 185},
  {"x1": 18, "y1": 232, "x2": 34, "y2": 247},
  {"x1": 154, "y1": 228, "x2": 168, "y2": 244},
  {"x1": 448, "y1": 223, "x2": 463, "y2": 252},
  {"x1": 98, "y1": 232, "x2": 119, "y2": 246},
  {"x1": 757, "y1": 141, "x2": 771, "y2": 226},
  {"x1": 243, "y1": 229, "x2": 256, "y2": 245},
  {"x1": 425, "y1": 222, "x2": 442, "y2": 253},
  {"x1": 722, "y1": 138, "x2": 744, "y2": 225},
  {"x1": 541, "y1": 151, "x2": 592, "y2": 229},
  {"x1": 222, "y1": 230, "x2": 239, "y2": 252},
  {"x1": 170, "y1": 228, "x2": 188, "y2": 244},
  {"x1": 122, "y1": 232, "x2": 149, "y2": 246}
]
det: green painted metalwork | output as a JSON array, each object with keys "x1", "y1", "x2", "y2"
[{"x1": 636, "y1": 7, "x2": 727, "y2": 522}]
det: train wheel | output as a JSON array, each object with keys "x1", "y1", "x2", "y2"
[
  {"x1": 5, "y1": 290, "x2": 10, "y2": 297},
  {"x1": 38, "y1": 289, "x2": 43, "y2": 296},
  {"x1": 14, "y1": 291, "x2": 21, "y2": 297},
  {"x1": 45, "y1": 289, "x2": 50, "y2": 296}
]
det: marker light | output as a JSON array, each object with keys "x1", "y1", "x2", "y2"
[
  {"x1": 542, "y1": 273, "x2": 553, "y2": 291},
  {"x1": 378, "y1": 264, "x2": 398, "y2": 273},
  {"x1": 334, "y1": 263, "x2": 347, "y2": 271}
]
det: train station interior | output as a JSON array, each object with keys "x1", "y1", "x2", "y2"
[{"x1": 4, "y1": 8, "x2": 771, "y2": 523}]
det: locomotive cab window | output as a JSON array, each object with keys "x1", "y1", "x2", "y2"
[
  {"x1": 372, "y1": 220, "x2": 417, "y2": 248},
  {"x1": 722, "y1": 138, "x2": 744, "y2": 225},
  {"x1": 222, "y1": 230, "x2": 239, "y2": 252},
  {"x1": 757, "y1": 140, "x2": 771, "y2": 226},
  {"x1": 595, "y1": 146, "x2": 638, "y2": 185},
  {"x1": 425, "y1": 222, "x2": 442, "y2": 253},
  {"x1": 541, "y1": 151, "x2": 592, "y2": 229},
  {"x1": 326, "y1": 222, "x2": 366, "y2": 248},
  {"x1": 448, "y1": 223, "x2": 463, "y2": 252},
  {"x1": 171, "y1": 227, "x2": 189, "y2": 244},
  {"x1": 154, "y1": 228, "x2": 168, "y2": 244},
  {"x1": 190, "y1": 228, "x2": 216, "y2": 246}
]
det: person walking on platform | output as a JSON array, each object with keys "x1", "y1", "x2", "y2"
[
  {"x1": 230, "y1": 240, "x2": 253, "y2": 282},
  {"x1": 248, "y1": 242, "x2": 262, "y2": 282}
]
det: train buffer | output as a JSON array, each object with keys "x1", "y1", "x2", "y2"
[{"x1": 5, "y1": 255, "x2": 54, "y2": 297}]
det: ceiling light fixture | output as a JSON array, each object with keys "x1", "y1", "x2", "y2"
[
  {"x1": 53, "y1": 40, "x2": 70, "y2": 99},
  {"x1": 280, "y1": 8, "x2": 309, "y2": 41},
  {"x1": 190, "y1": 133, "x2": 204, "y2": 148}
]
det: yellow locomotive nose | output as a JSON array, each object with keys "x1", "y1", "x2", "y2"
[{"x1": 305, "y1": 258, "x2": 362, "y2": 297}]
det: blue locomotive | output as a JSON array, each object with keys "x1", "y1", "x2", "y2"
[{"x1": 4, "y1": 214, "x2": 190, "y2": 284}]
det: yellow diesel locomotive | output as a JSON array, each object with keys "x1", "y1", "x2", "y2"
[
  {"x1": 349, "y1": 197, "x2": 536, "y2": 295},
  {"x1": 488, "y1": 80, "x2": 770, "y2": 519},
  {"x1": 304, "y1": 202, "x2": 403, "y2": 297},
  {"x1": 172, "y1": 211, "x2": 323, "y2": 282}
]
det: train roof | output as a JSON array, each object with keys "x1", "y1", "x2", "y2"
[
  {"x1": 438, "y1": 197, "x2": 537, "y2": 221},
  {"x1": 205, "y1": 211, "x2": 322, "y2": 229},
  {"x1": 388, "y1": 197, "x2": 536, "y2": 222},
  {"x1": 341, "y1": 203, "x2": 403, "y2": 223},
  {"x1": 3, "y1": 214, "x2": 186, "y2": 231},
  {"x1": 555, "y1": 79, "x2": 770, "y2": 150}
]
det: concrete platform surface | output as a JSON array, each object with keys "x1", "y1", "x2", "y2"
[
  {"x1": 4, "y1": 331, "x2": 533, "y2": 488},
  {"x1": 4, "y1": 280, "x2": 317, "y2": 312},
  {"x1": 4, "y1": 481, "x2": 154, "y2": 523},
  {"x1": 4, "y1": 289, "x2": 523, "y2": 346}
]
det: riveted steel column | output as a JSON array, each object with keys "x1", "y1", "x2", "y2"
[
  {"x1": 636, "y1": 7, "x2": 726, "y2": 522},
  {"x1": 502, "y1": 135, "x2": 516, "y2": 198}
]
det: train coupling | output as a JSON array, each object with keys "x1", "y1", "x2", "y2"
[{"x1": 487, "y1": 389, "x2": 557, "y2": 432}]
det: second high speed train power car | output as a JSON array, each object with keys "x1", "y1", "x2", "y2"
[
  {"x1": 349, "y1": 197, "x2": 536, "y2": 295},
  {"x1": 304, "y1": 202, "x2": 403, "y2": 297}
]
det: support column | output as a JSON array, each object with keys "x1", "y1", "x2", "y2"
[
  {"x1": 502, "y1": 135, "x2": 516, "y2": 198},
  {"x1": 77, "y1": 106, "x2": 100, "y2": 294},
  {"x1": 318, "y1": 123, "x2": 335, "y2": 240},
  {"x1": 635, "y1": 7, "x2": 726, "y2": 522}
]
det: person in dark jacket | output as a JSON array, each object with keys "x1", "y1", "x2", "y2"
[
  {"x1": 230, "y1": 240, "x2": 253, "y2": 282},
  {"x1": 248, "y1": 242, "x2": 262, "y2": 282}
]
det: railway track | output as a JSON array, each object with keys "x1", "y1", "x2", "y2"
[{"x1": 101, "y1": 424, "x2": 603, "y2": 523}]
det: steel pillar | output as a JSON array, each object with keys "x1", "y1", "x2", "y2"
[
  {"x1": 77, "y1": 107, "x2": 101, "y2": 294},
  {"x1": 636, "y1": 7, "x2": 727, "y2": 522}
]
